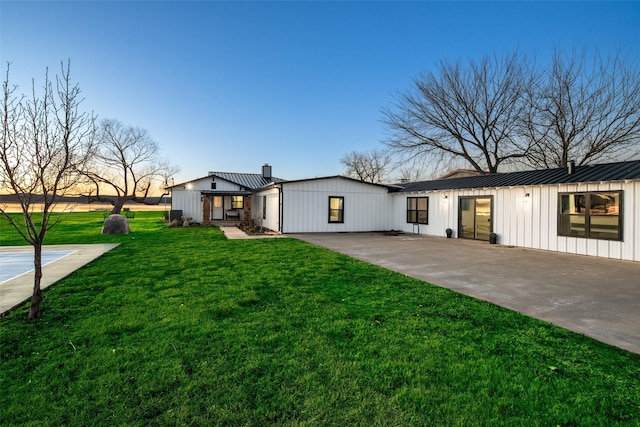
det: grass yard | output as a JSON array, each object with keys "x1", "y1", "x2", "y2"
[{"x1": 1, "y1": 212, "x2": 640, "y2": 425}]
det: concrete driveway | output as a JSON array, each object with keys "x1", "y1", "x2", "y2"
[{"x1": 292, "y1": 232, "x2": 640, "y2": 355}]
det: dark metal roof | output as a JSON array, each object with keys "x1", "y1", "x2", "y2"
[
  {"x1": 199, "y1": 190, "x2": 253, "y2": 196},
  {"x1": 211, "y1": 172, "x2": 285, "y2": 190},
  {"x1": 279, "y1": 175, "x2": 401, "y2": 189},
  {"x1": 398, "y1": 160, "x2": 640, "y2": 192}
]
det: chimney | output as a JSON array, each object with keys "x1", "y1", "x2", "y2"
[
  {"x1": 567, "y1": 160, "x2": 575, "y2": 175},
  {"x1": 262, "y1": 164, "x2": 272, "y2": 180}
]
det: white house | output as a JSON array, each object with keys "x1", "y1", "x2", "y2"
[
  {"x1": 253, "y1": 176, "x2": 396, "y2": 233},
  {"x1": 171, "y1": 160, "x2": 640, "y2": 262},
  {"x1": 170, "y1": 164, "x2": 284, "y2": 224}
]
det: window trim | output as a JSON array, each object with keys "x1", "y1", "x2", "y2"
[
  {"x1": 328, "y1": 196, "x2": 344, "y2": 224},
  {"x1": 406, "y1": 196, "x2": 429, "y2": 224},
  {"x1": 231, "y1": 195, "x2": 244, "y2": 209},
  {"x1": 557, "y1": 191, "x2": 623, "y2": 241}
]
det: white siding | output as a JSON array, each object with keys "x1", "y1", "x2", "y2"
[
  {"x1": 171, "y1": 188, "x2": 202, "y2": 222},
  {"x1": 252, "y1": 188, "x2": 281, "y2": 232},
  {"x1": 281, "y1": 178, "x2": 392, "y2": 233},
  {"x1": 391, "y1": 181, "x2": 640, "y2": 261}
]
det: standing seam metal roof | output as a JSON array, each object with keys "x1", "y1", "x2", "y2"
[
  {"x1": 397, "y1": 160, "x2": 640, "y2": 192},
  {"x1": 212, "y1": 172, "x2": 285, "y2": 190}
]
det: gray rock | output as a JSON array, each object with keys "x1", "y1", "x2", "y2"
[{"x1": 102, "y1": 214, "x2": 130, "y2": 235}]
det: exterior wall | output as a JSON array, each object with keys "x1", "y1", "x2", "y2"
[
  {"x1": 281, "y1": 178, "x2": 392, "y2": 233},
  {"x1": 392, "y1": 189, "x2": 495, "y2": 238},
  {"x1": 171, "y1": 188, "x2": 203, "y2": 222},
  {"x1": 252, "y1": 187, "x2": 281, "y2": 232},
  {"x1": 392, "y1": 181, "x2": 640, "y2": 262}
]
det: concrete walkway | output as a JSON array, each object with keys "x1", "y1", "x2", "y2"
[
  {"x1": 292, "y1": 232, "x2": 640, "y2": 355},
  {"x1": 0, "y1": 244, "x2": 119, "y2": 315}
]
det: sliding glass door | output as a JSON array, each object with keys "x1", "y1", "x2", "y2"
[{"x1": 459, "y1": 197, "x2": 493, "y2": 241}]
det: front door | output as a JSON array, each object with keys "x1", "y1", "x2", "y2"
[
  {"x1": 459, "y1": 196, "x2": 493, "y2": 241},
  {"x1": 212, "y1": 196, "x2": 224, "y2": 220}
]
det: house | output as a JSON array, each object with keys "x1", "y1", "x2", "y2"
[
  {"x1": 170, "y1": 164, "x2": 285, "y2": 223},
  {"x1": 171, "y1": 160, "x2": 640, "y2": 262}
]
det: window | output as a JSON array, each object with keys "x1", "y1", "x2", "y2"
[
  {"x1": 407, "y1": 197, "x2": 428, "y2": 224},
  {"x1": 262, "y1": 195, "x2": 267, "y2": 220},
  {"x1": 558, "y1": 191, "x2": 622, "y2": 240},
  {"x1": 328, "y1": 196, "x2": 344, "y2": 223},
  {"x1": 211, "y1": 183, "x2": 216, "y2": 190},
  {"x1": 231, "y1": 196, "x2": 244, "y2": 209}
]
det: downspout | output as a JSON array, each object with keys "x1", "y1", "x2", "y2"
[{"x1": 278, "y1": 184, "x2": 284, "y2": 233}]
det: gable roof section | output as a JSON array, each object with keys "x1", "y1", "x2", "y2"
[
  {"x1": 265, "y1": 175, "x2": 402, "y2": 190},
  {"x1": 212, "y1": 172, "x2": 285, "y2": 190},
  {"x1": 172, "y1": 172, "x2": 285, "y2": 190},
  {"x1": 399, "y1": 160, "x2": 640, "y2": 192},
  {"x1": 284, "y1": 175, "x2": 398, "y2": 188}
]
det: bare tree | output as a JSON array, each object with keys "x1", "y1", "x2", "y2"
[
  {"x1": 340, "y1": 149, "x2": 392, "y2": 183},
  {"x1": 524, "y1": 46, "x2": 640, "y2": 168},
  {"x1": 382, "y1": 52, "x2": 536, "y2": 173},
  {"x1": 0, "y1": 62, "x2": 96, "y2": 320},
  {"x1": 83, "y1": 119, "x2": 178, "y2": 214}
]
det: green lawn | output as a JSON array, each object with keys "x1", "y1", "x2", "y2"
[{"x1": 1, "y1": 212, "x2": 639, "y2": 426}]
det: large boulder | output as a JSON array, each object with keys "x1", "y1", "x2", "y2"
[{"x1": 102, "y1": 214, "x2": 130, "y2": 235}]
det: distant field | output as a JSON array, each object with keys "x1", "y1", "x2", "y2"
[{"x1": 0, "y1": 201, "x2": 168, "y2": 213}]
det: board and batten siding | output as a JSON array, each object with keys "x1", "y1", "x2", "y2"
[
  {"x1": 392, "y1": 181, "x2": 640, "y2": 262},
  {"x1": 281, "y1": 178, "x2": 392, "y2": 233},
  {"x1": 171, "y1": 188, "x2": 203, "y2": 222},
  {"x1": 252, "y1": 187, "x2": 281, "y2": 232}
]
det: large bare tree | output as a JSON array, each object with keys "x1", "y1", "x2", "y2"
[
  {"x1": 524, "y1": 47, "x2": 640, "y2": 168},
  {"x1": 83, "y1": 119, "x2": 178, "y2": 214},
  {"x1": 340, "y1": 149, "x2": 392, "y2": 183},
  {"x1": 383, "y1": 52, "x2": 536, "y2": 174},
  {"x1": 0, "y1": 62, "x2": 96, "y2": 320}
]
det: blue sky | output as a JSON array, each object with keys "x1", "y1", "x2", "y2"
[{"x1": 2, "y1": 1, "x2": 639, "y2": 184}]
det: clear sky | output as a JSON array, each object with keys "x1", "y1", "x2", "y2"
[{"x1": 2, "y1": 1, "x2": 639, "y2": 184}]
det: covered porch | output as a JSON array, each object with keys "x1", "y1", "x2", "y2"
[{"x1": 200, "y1": 191, "x2": 252, "y2": 225}]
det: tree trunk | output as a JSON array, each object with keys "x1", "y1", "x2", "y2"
[{"x1": 27, "y1": 243, "x2": 43, "y2": 320}]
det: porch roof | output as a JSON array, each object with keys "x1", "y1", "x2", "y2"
[{"x1": 200, "y1": 190, "x2": 253, "y2": 196}]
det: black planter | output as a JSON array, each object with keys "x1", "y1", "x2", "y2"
[
  {"x1": 446, "y1": 228, "x2": 453, "y2": 238},
  {"x1": 489, "y1": 232, "x2": 498, "y2": 244}
]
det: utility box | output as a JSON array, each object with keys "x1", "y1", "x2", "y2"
[{"x1": 169, "y1": 210, "x2": 183, "y2": 222}]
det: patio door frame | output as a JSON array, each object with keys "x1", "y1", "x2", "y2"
[{"x1": 458, "y1": 196, "x2": 494, "y2": 241}]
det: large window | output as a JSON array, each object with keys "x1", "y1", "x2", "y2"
[
  {"x1": 231, "y1": 196, "x2": 244, "y2": 209},
  {"x1": 407, "y1": 197, "x2": 428, "y2": 224},
  {"x1": 328, "y1": 196, "x2": 344, "y2": 223},
  {"x1": 558, "y1": 191, "x2": 622, "y2": 240}
]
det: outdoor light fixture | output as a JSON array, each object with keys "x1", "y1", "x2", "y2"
[
  {"x1": 443, "y1": 195, "x2": 449, "y2": 205},
  {"x1": 523, "y1": 193, "x2": 531, "y2": 203}
]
